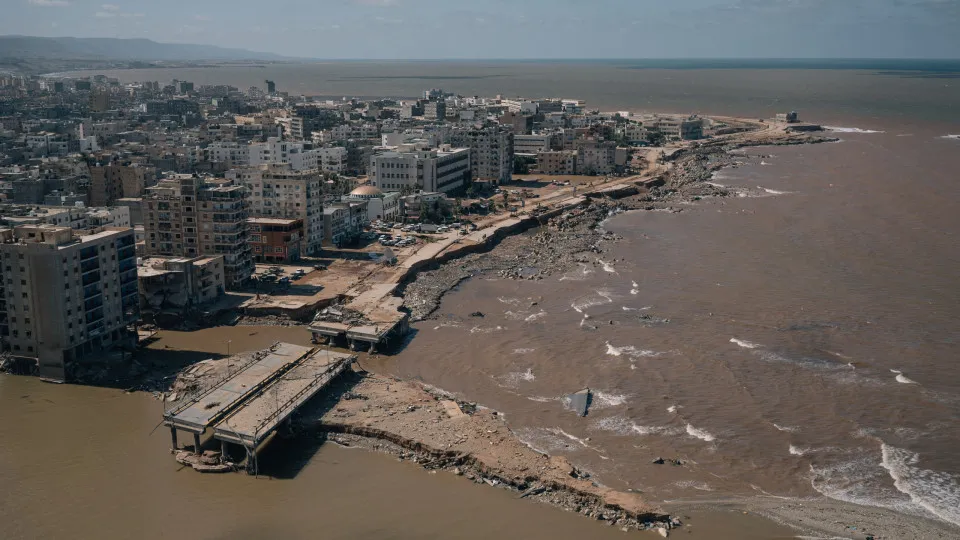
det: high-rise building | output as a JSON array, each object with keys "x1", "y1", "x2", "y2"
[
  {"x1": 142, "y1": 176, "x2": 253, "y2": 288},
  {"x1": 265, "y1": 80, "x2": 276, "y2": 94},
  {"x1": 0, "y1": 225, "x2": 139, "y2": 381},
  {"x1": 450, "y1": 126, "x2": 513, "y2": 184},
  {"x1": 227, "y1": 166, "x2": 324, "y2": 255},
  {"x1": 90, "y1": 89, "x2": 111, "y2": 112}
]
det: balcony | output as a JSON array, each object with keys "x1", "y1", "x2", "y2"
[
  {"x1": 81, "y1": 258, "x2": 100, "y2": 274},
  {"x1": 83, "y1": 284, "x2": 102, "y2": 299},
  {"x1": 85, "y1": 308, "x2": 104, "y2": 325},
  {"x1": 81, "y1": 271, "x2": 101, "y2": 287}
]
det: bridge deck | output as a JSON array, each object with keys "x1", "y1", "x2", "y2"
[
  {"x1": 164, "y1": 343, "x2": 314, "y2": 433},
  {"x1": 212, "y1": 349, "x2": 354, "y2": 447}
]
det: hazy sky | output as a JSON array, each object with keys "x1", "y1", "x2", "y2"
[{"x1": 8, "y1": 0, "x2": 960, "y2": 59}]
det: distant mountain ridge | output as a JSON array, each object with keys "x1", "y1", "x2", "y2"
[{"x1": 0, "y1": 35, "x2": 292, "y2": 62}]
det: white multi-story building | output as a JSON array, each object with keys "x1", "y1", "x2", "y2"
[
  {"x1": 204, "y1": 142, "x2": 250, "y2": 168},
  {"x1": 227, "y1": 166, "x2": 324, "y2": 255},
  {"x1": 369, "y1": 146, "x2": 471, "y2": 194},
  {"x1": 0, "y1": 225, "x2": 139, "y2": 381},
  {"x1": 514, "y1": 134, "x2": 553, "y2": 155}
]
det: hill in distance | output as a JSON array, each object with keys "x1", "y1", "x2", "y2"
[{"x1": 0, "y1": 35, "x2": 293, "y2": 62}]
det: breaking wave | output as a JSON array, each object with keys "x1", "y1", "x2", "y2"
[
  {"x1": 469, "y1": 325, "x2": 505, "y2": 334},
  {"x1": 605, "y1": 342, "x2": 661, "y2": 358},
  {"x1": 940, "y1": 134, "x2": 960, "y2": 140},
  {"x1": 759, "y1": 186, "x2": 792, "y2": 195},
  {"x1": 525, "y1": 311, "x2": 547, "y2": 322},
  {"x1": 496, "y1": 368, "x2": 535, "y2": 388},
  {"x1": 622, "y1": 306, "x2": 652, "y2": 311},
  {"x1": 730, "y1": 337, "x2": 761, "y2": 349},
  {"x1": 774, "y1": 423, "x2": 800, "y2": 433},
  {"x1": 891, "y1": 369, "x2": 919, "y2": 385},
  {"x1": 571, "y1": 289, "x2": 615, "y2": 313},
  {"x1": 592, "y1": 415, "x2": 683, "y2": 437},
  {"x1": 825, "y1": 126, "x2": 885, "y2": 134},
  {"x1": 686, "y1": 424, "x2": 717, "y2": 442},
  {"x1": 513, "y1": 348, "x2": 535, "y2": 355},
  {"x1": 598, "y1": 259, "x2": 617, "y2": 273},
  {"x1": 881, "y1": 444, "x2": 960, "y2": 526},
  {"x1": 789, "y1": 445, "x2": 810, "y2": 456},
  {"x1": 593, "y1": 391, "x2": 628, "y2": 408}
]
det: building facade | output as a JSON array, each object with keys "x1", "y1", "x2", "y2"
[
  {"x1": 0, "y1": 225, "x2": 139, "y2": 380},
  {"x1": 248, "y1": 218, "x2": 302, "y2": 262},
  {"x1": 227, "y1": 166, "x2": 324, "y2": 255},
  {"x1": 142, "y1": 176, "x2": 253, "y2": 288},
  {"x1": 369, "y1": 146, "x2": 471, "y2": 194}
]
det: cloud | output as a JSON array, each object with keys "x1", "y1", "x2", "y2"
[
  {"x1": 29, "y1": 0, "x2": 70, "y2": 6},
  {"x1": 95, "y1": 7, "x2": 144, "y2": 18}
]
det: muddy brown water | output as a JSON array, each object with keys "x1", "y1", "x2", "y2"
[{"x1": 0, "y1": 331, "x2": 793, "y2": 539}]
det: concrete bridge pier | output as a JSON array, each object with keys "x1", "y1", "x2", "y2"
[
  {"x1": 170, "y1": 427, "x2": 178, "y2": 452},
  {"x1": 193, "y1": 433, "x2": 202, "y2": 455}
]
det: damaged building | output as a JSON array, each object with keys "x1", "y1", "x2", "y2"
[{"x1": 137, "y1": 256, "x2": 225, "y2": 325}]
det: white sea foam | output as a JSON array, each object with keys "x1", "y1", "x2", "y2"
[
  {"x1": 686, "y1": 424, "x2": 716, "y2": 442},
  {"x1": 789, "y1": 445, "x2": 810, "y2": 456},
  {"x1": 730, "y1": 337, "x2": 761, "y2": 349},
  {"x1": 673, "y1": 480, "x2": 715, "y2": 491},
  {"x1": 593, "y1": 391, "x2": 628, "y2": 408},
  {"x1": 571, "y1": 290, "x2": 614, "y2": 313},
  {"x1": 760, "y1": 160, "x2": 771, "y2": 166},
  {"x1": 605, "y1": 342, "x2": 661, "y2": 358},
  {"x1": 592, "y1": 415, "x2": 682, "y2": 437},
  {"x1": 630, "y1": 280, "x2": 639, "y2": 295},
  {"x1": 622, "y1": 305, "x2": 652, "y2": 312},
  {"x1": 759, "y1": 186, "x2": 792, "y2": 195},
  {"x1": 525, "y1": 311, "x2": 547, "y2": 322},
  {"x1": 940, "y1": 134, "x2": 960, "y2": 140},
  {"x1": 497, "y1": 296, "x2": 520, "y2": 306},
  {"x1": 469, "y1": 325, "x2": 505, "y2": 334},
  {"x1": 881, "y1": 444, "x2": 960, "y2": 526},
  {"x1": 896, "y1": 373, "x2": 919, "y2": 384},
  {"x1": 499, "y1": 368, "x2": 535, "y2": 386},
  {"x1": 825, "y1": 126, "x2": 885, "y2": 134},
  {"x1": 598, "y1": 259, "x2": 617, "y2": 273},
  {"x1": 513, "y1": 348, "x2": 536, "y2": 355},
  {"x1": 773, "y1": 423, "x2": 799, "y2": 433},
  {"x1": 527, "y1": 396, "x2": 554, "y2": 403},
  {"x1": 667, "y1": 405, "x2": 680, "y2": 413}
]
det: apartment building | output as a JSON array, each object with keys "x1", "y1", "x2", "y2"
[
  {"x1": 513, "y1": 134, "x2": 553, "y2": 155},
  {"x1": 227, "y1": 166, "x2": 324, "y2": 255},
  {"x1": 369, "y1": 146, "x2": 471, "y2": 194},
  {"x1": 0, "y1": 225, "x2": 139, "y2": 381},
  {"x1": 575, "y1": 140, "x2": 618, "y2": 175},
  {"x1": 88, "y1": 162, "x2": 155, "y2": 206},
  {"x1": 536, "y1": 151, "x2": 578, "y2": 175},
  {"x1": 142, "y1": 176, "x2": 253, "y2": 288},
  {"x1": 450, "y1": 126, "x2": 513, "y2": 184},
  {"x1": 248, "y1": 218, "x2": 302, "y2": 262}
]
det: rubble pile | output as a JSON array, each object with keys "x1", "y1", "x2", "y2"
[{"x1": 311, "y1": 305, "x2": 372, "y2": 326}]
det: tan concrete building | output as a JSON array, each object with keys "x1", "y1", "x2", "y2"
[
  {"x1": 0, "y1": 225, "x2": 139, "y2": 380},
  {"x1": 137, "y1": 256, "x2": 225, "y2": 324},
  {"x1": 227, "y1": 165, "x2": 324, "y2": 255},
  {"x1": 88, "y1": 162, "x2": 155, "y2": 206},
  {"x1": 142, "y1": 176, "x2": 253, "y2": 288},
  {"x1": 536, "y1": 151, "x2": 578, "y2": 175}
]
